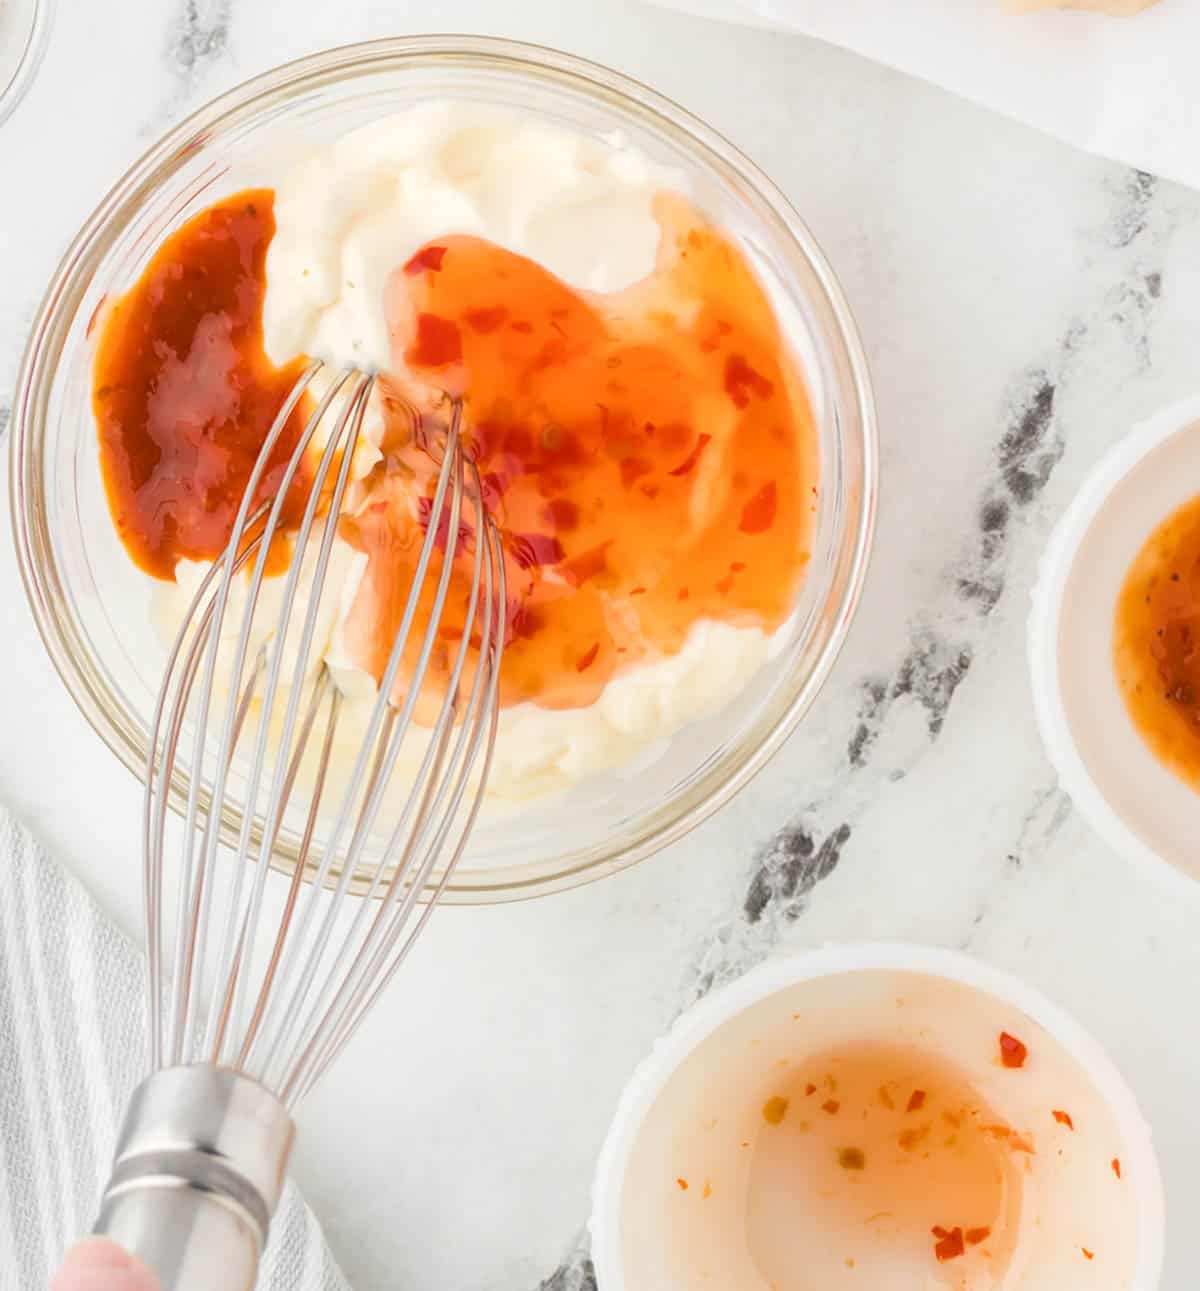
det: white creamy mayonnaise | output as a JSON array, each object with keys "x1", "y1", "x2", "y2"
[
  {"x1": 262, "y1": 101, "x2": 677, "y2": 373},
  {"x1": 153, "y1": 102, "x2": 780, "y2": 802}
]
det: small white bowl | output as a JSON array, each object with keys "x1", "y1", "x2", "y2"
[
  {"x1": 591, "y1": 944, "x2": 1163, "y2": 1291},
  {"x1": 1028, "y1": 395, "x2": 1200, "y2": 895}
]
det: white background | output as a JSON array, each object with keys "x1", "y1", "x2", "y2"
[{"x1": 2, "y1": 2, "x2": 1199, "y2": 1287}]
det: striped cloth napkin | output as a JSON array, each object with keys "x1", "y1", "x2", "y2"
[{"x1": 0, "y1": 807, "x2": 349, "y2": 1291}]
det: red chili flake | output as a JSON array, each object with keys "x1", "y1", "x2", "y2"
[
  {"x1": 932, "y1": 1227, "x2": 965, "y2": 1262},
  {"x1": 464, "y1": 305, "x2": 508, "y2": 333},
  {"x1": 630, "y1": 586, "x2": 647, "y2": 596},
  {"x1": 510, "y1": 533, "x2": 565, "y2": 569},
  {"x1": 806, "y1": 1083, "x2": 818, "y2": 1097},
  {"x1": 560, "y1": 542, "x2": 610, "y2": 587},
  {"x1": 1082, "y1": 1249, "x2": 1094, "y2": 1261},
  {"x1": 475, "y1": 473, "x2": 504, "y2": 512},
  {"x1": 1008, "y1": 1134, "x2": 1036, "y2": 1155},
  {"x1": 415, "y1": 495, "x2": 473, "y2": 552},
  {"x1": 677, "y1": 587, "x2": 689, "y2": 601},
  {"x1": 724, "y1": 354, "x2": 775, "y2": 409},
  {"x1": 510, "y1": 320, "x2": 534, "y2": 335},
  {"x1": 676, "y1": 1178, "x2": 688, "y2": 1191},
  {"x1": 898, "y1": 1126, "x2": 929, "y2": 1151},
  {"x1": 821, "y1": 1099, "x2": 840, "y2": 1115},
  {"x1": 1052, "y1": 1110, "x2": 1074, "y2": 1130},
  {"x1": 409, "y1": 313, "x2": 461, "y2": 367},
  {"x1": 620, "y1": 456, "x2": 653, "y2": 488},
  {"x1": 730, "y1": 561, "x2": 746, "y2": 572},
  {"x1": 999, "y1": 1032, "x2": 1028, "y2": 1069},
  {"x1": 576, "y1": 642, "x2": 600, "y2": 673},
  {"x1": 541, "y1": 498, "x2": 580, "y2": 531},
  {"x1": 739, "y1": 481, "x2": 778, "y2": 535},
  {"x1": 715, "y1": 575, "x2": 734, "y2": 596},
  {"x1": 965, "y1": 1227, "x2": 991, "y2": 1246},
  {"x1": 668, "y1": 433, "x2": 712, "y2": 477},
  {"x1": 506, "y1": 602, "x2": 543, "y2": 642},
  {"x1": 907, "y1": 1090, "x2": 927, "y2": 1113},
  {"x1": 1112, "y1": 1158, "x2": 1122, "y2": 1180},
  {"x1": 640, "y1": 483, "x2": 660, "y2": 500},
  {"x1": 402, "y1": 244, "x2": 447, "y2": 274}
]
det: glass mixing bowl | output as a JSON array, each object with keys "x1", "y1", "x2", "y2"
[{"x1": 10, "y1": 36, "x2": 876, "y2": 903}]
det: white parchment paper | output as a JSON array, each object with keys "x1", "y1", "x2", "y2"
[{"x1": 648, "y1": 0, "x2": 1200, "y2": 191}]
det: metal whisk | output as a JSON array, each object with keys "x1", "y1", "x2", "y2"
[{"x1": 93, "y1": 362, "x2": 505, "y2": 1289}]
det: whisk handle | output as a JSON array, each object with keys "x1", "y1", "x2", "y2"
[{"x1": 94, "y1": 1067, "x2": 294, "y2": 1291}]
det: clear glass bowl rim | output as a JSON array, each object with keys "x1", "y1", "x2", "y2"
[
  {"x1": 0, "y1": 0, "x2": 54, "y2": 130},
  {"x1": 10, "y1": 34, "x2": 878, "y2": 904}
]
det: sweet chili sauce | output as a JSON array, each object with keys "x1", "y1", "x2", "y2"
[
  {"x1": 342, "y1": 192, "x2": 815, "y2": 711},
  {"x1": 94, "y1": 187, "x2": 817, "y2": 715},
  {"x1": 1113, "y1": 494, "x2": 1200, "y2": 790},
  {"x1": 92, "y1": 191, "x2": 314, "y2": 579}
]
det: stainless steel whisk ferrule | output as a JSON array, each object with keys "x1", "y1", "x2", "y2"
[{"x1": 95, "y1": 363, "x2": 505, "y2": 1289}]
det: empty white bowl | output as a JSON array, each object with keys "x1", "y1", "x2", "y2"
[{"x1": 591, "y1": 944, "x2": 1163, "y2": 1291}]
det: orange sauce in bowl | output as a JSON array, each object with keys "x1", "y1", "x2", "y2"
[
  {"x1": 350, "y1": 193, "x2": 816, "y2": 710},
  {"x1": 92, "y1": 188, "x2": 818, "y2": 715},
  {"x1": 1113, "y1": 493, "x2": 1200, "y2": 789}
]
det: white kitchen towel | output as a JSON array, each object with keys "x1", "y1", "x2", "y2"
[
  {"x1": 649, "y1": 0, "x2": 1200, "y2": 192},
  {"x1": 0, "y1": 807, "x2": 350, "y2": 1291}
]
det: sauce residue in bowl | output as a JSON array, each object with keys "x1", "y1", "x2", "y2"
[
  {"x1": 92, "y1": 187, "x2": 817, "y2": 714},
  {"x1": 1113, "y1": 493, "x2": 1200, "y2": 790},
  {"x1": 745, "y1": 1042, "x2": 1024, "y2": 1287}
]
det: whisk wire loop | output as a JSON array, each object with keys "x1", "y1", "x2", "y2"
[
  {"x1": 206, "y1": 371, "x2": 374, "y2": 1066},
  {"x1": 293, "y1": 482, "x2": 506, "y2": 1103},
  {"x1": 144, "y1": 360, "x2": 503, "y2": 1103},
  {"x1": 281, "y1": 450, "x2": 504, "y2": 1104},
  {"x1": 246, "y1": 397, "x2": 470, "y2": 1089}
]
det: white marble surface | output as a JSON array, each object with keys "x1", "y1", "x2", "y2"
[{"x1": 2, "y1": 2, "x2": 1199, "y2": 1288}]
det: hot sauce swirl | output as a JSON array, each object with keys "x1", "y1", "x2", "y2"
[
  {"x1": 93, "y1": 187, "x2": 817, "y2": 714},
  {"x1": 92, "y1": 192, "x2": 313, "y2": 579}
]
